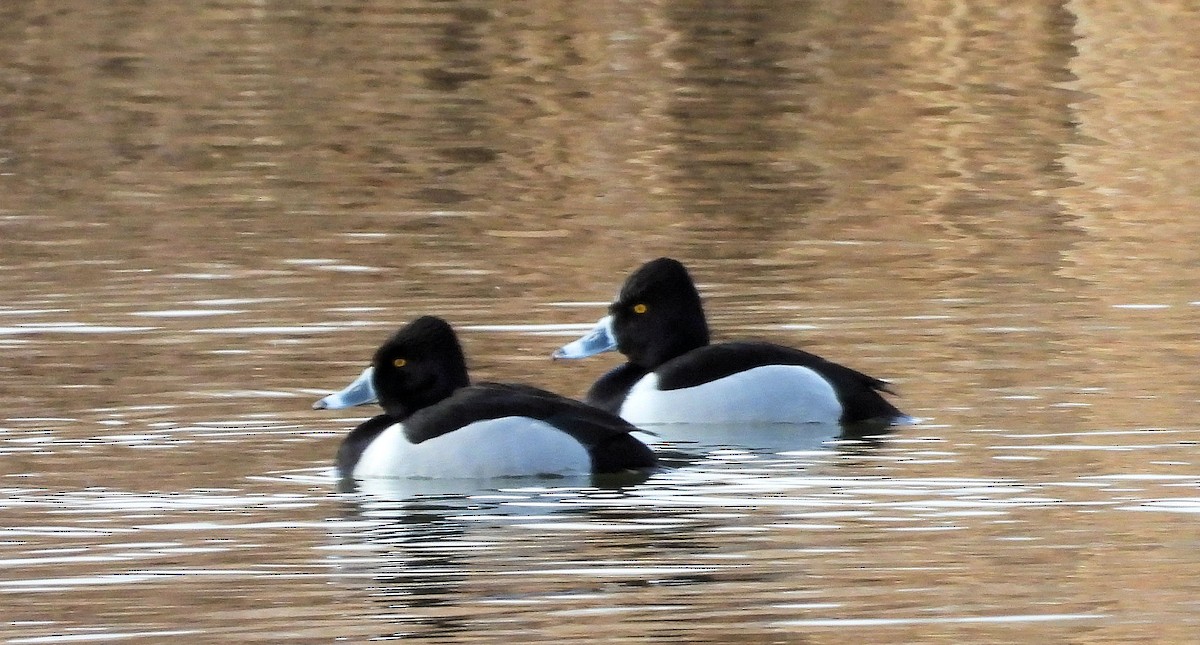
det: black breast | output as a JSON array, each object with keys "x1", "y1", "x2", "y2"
[{"x1": 336, "y1": 414, "x2": 396, "y2": 476}]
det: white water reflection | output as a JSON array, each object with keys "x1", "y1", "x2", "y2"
[
  {"x1": 2, "y1": 442, "x2": 1198, "y2": 642},
  {"x1": 192, "y1": 323, "x2": 378, "y2": 334},
  {"x1": 635, "y1": 421, "x2": 854, "y2": 454},
  {"x1": 1123, "y1": 499, "x2": 1200, "y2": 514},
  {"x1": 776, "y1": 613, "x2": 1109, "y2": 627},
  {"x1": 0, "y1": 324, "x2": 158, "y2": 334},
  {"x1": 131, "y1": 309, "x2": 245, "y2": 318},
  {"x1": 7, "y1": 629, "x2": 203, "y2": 644},
  {"x1": 313, "y1": 454, "x2": 1183, "y2": 640}
]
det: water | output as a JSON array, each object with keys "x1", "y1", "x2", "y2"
[{"x1": 3, "y1": 0, "x2": 1200, "y2": 642}]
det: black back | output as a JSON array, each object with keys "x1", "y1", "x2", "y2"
[
  {"x1": 401, "y1": 382, "x2": 633, "y2": 444},
  {"x1": 655, "y1": 341, "x2": 903, "y2": 424}
]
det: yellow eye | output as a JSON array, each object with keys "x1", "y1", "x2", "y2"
[
  {"x1": 633, "y1": 303, "x2": 647, "y2": 314},
  {"x1": 392, "y1": 358, "x2": 407, "y2": 368}
]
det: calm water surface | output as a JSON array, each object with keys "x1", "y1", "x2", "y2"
[{"x1": 3, "y1": 1, "x2": 1200, "y2": 643}]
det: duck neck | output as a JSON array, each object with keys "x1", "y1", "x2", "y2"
[
  {"x1": 336, "y1": 413, "x2": 396, "y2": 475},
  {"x1": 586, "y1": 363, "x2": 650, "y2": 413}
]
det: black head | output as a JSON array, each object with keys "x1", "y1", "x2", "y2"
[
  {"x1": 608, "y1": 258, "x2": 710, "y2": 368},
  {"x1": 371, "y1": 316, "x2": 471, "y2": 419}
]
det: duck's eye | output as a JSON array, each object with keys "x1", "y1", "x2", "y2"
[
  {"x1": 632, "y1": 303, "x2": 648, "y2": 314},
  {"x1": 392, "y1": 358, "x2": 407, "y2": 368}
]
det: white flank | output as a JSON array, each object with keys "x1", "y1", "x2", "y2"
[
  {"x1": 352, "y1": 416, "x2": 592, "y2": 479},
  {"x1": 619, "y1": 365, "x2": 842, "y2": 424}
]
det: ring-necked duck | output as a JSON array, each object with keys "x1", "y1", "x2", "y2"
[
  {"x1": 553, "y1": 258, "x2": 907, "y2": 426},
  {"x1": 317, "y1": 316, "x2": 657, "y2": 479}
]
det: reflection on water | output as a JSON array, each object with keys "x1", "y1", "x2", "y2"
[
  {"x1": 4, "y1": 0, "x2": 1200, "y2": 642},
  {"x1": 635, "y1": 421, "x2": 878, "y2": 455},
  {"x1": 322, "y1": 453, "x2": 1196, "y2": 641}
]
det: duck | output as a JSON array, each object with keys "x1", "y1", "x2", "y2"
[
  {"x1": 316, "y1": 316, "x2": 657, "y2": 480},
  {"x1": 552, "y1": 258, "x2": 907, "y2": 426}
]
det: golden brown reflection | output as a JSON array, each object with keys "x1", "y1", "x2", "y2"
[{"x1": 3, "y1": 0, "x2": 1200, "y2": 642}]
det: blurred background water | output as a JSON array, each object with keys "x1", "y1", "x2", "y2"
[{"x1": 3, "y1": 1, "x2": 1200, "y2": 642}]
